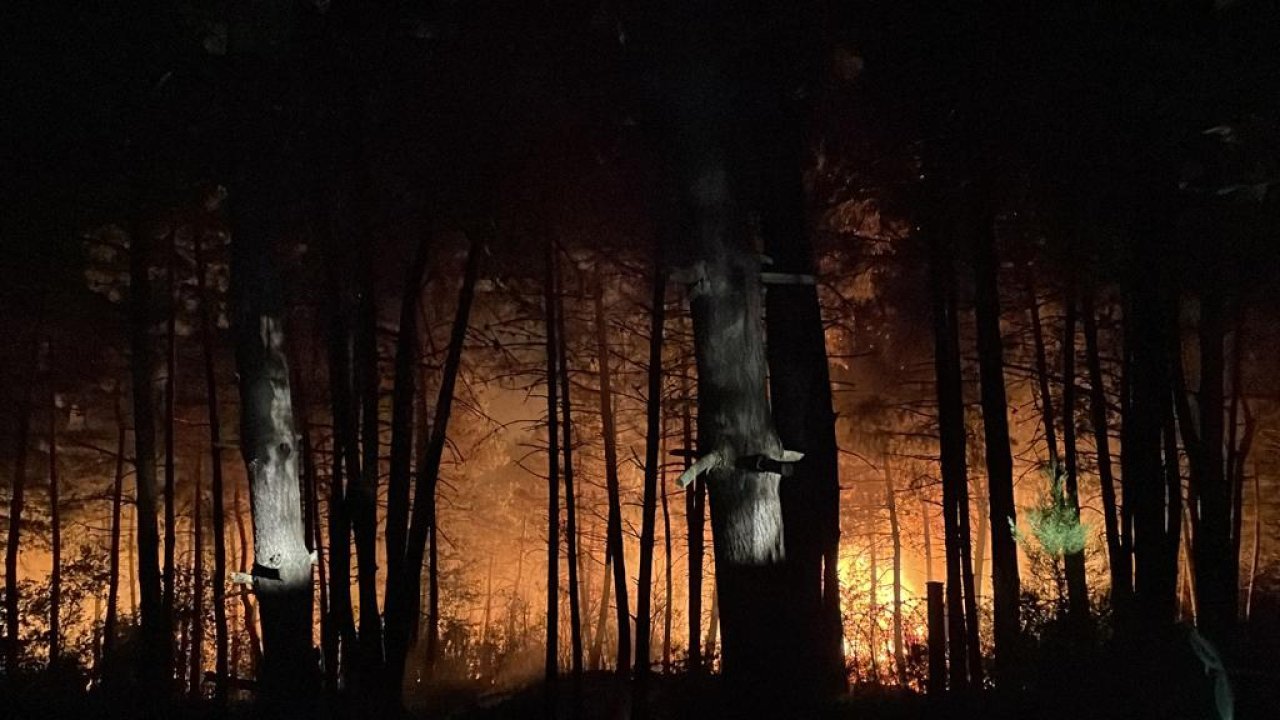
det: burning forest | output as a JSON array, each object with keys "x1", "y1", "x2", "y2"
[{"x1": 3, "y1": 1, "x2": 1280, "y2": 719}]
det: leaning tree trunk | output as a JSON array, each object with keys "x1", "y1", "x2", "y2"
[
  {"x1": 4, "y1": 326, "x2": 39, "y2": 672},
  {"x1": 229, "y1": 190, "x2": 316, "y2": 712},
  {"x1": 970, "y1": 203, "x2": 1022, "y2": 684},
  {"x1": 48, "y1": 366, "x2": 61, "y2": 667},
  {"x1": 593, "y1": 281, "x2": 631, "y2": 673},
  {"x1": 194, "y1": 229, "x2": 230, "y2": 701},
  {"x1": 129, "y1": 222, "x2": 168, "y2": 695},
  {"x1": 1060, "y1": 284, "x2": 1090, "y2": 622},
  {"x1": 636, "y1": 251, "x2": 665, "y2": 678}
]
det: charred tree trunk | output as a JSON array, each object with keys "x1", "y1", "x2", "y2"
[
  {"x1": 230, "y1": 190, "x2": 317, "y2": 711},
  {"x1": 884, "y1": 452, "x2": 907, "y2": 687},
  {"x1": 681, "y1": 367, "x2": 705, "y2": 674},
  {"x1": 636, "y1": 252, "x2": 665, "y2": 678},
  {"x1": 661, "y1": 450, "x2": 674, "y2": 673},
  {"x1": 970, "y1": 204, "x2": 1022, "y2": 683},
  {"x1": 352, "y1": 265, "x2": 383, "y2": 664},
  {"x1": 1061, "y1": 286, "x2": 1090, "y2": 622},
  {"x1": 324, "y1": 271, "x2": 358, "y2": 686},
  {"x1": 593, "y1": 283, "x2": 631, "y2": 673},
  {"x1": 104, "y1": 390, "x2": 127, "y2": 663},
  {"x1": 130, "y1": 223, "x2": 167, "y2": 694},
  {"x1": 194, "y1": 229, "x2": 230, "y2": 702},
  {"x1": 48, "y1": 367, "x2": 61, "y2": 667},
  {"x1": 1083, "y1": 287, "x2": 1130, "y2": 608},
  {"x1": 1027, "y1": 277, "x2": 1060, "y2": 469}
]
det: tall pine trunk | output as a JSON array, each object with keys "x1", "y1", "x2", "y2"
[
  {"x1": 4, "y1": 327, "x2": 39, "y2": 672},
  {"x1": 104, "y1": 389, "x2": 127, "y2": 663},
  {"x1": 1193, "y1": 286, "x2": 1232, "y2": 641},
  {"x1": 542, "y1": 237, "x2": 562, "y2": 704},
  {"x1": 1061, "y1": 285, "x2": 1090, "y2": 621},
  {"x1": 593, "y1": 282, "x2": 631, "y2": 673},
  {"x1": 194, "y1": 229, "x2": 230, "y2": 701},
  {"x1": 883, "y1": 451, "x2": 907, "y2": 686},
  {"x1": 970, "y1": 206, "x2": 1021, "y2": 683},
  {"x1": 163, "y1": 235, "x2": 179, "y2": 665},
  {"x1": 1082, "y1": 287, "x2": 1129, "y2": 608},
  {"x1": 48, "y1": 365, "x2": 61, "y2": 667},
  {"x1": 553, "y1": 250, "x2": 584, "y2": 678},
  {"x1": 636, "y1": 250, "x2": 665, "y2": 677}
]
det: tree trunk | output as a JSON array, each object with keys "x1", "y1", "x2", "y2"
[
  {"x1": 4, "y1": 326, "x2": 39, "y2": 672},
  {"x1": 883, "y1": 450, "x2": 908, "y2": 686},
  {"x1": 1027, "y1": 277, "x2": 1060, "y2": 469},
  {"x1": 190, "y1": 455, "x2": 205, "y2": 697},
  {"x1": 352, "y1": 265, "x2": 383, "y2": 665},
  {"x1": 661, "y1": 448, "x2": 673, "y2": 674},
  {"x1": 636, "y1": 251, "x2": 665, "y2": 678},
  {"x1": 760, "y1": 119, "x2": 846, "y2": 696},
  {"x1": 1193, "y1": 287, "x2": 1232, "y2": 642},
  {"x1": 970, "y1": 206, "x2": 1021, "y2": 684},
  {"x1": 194, "y1": 229, "x2": 230, "y2": 702},
  {"x1": 928, "y1": 217, "x2": 972, "y2": 691},
  {"x1": 542, "y1": 236, "x2": 562, "y2": 703},
  {"x1": 130, "y1": 223, "x2": 167, "y2": 695},
  {"x1": 163, "y1": 235, "x2": 179, "y2": 668},
  {"x1": 382, "y1": 237, "x2": 431, "y2": 698},
  {"x1": 1245, "y1": 459, "x2": 1261, "y2": 620},
  {"x1": 104, "y1": 389, "x2": 127, "y2": 663},
  {"x1": 48, "y1": 367, "x2": 62, "y2": 667},
  {"x1": 593, "y1": 282, "x2": 631, "y2": 673},
  {"x1": 1061, "y1": 285, "x2": 1090, "y2": 622},
  {"x1": 1082, "y1": 287, "x2": 1130, "y2": 609},
  {"x1": 553, "y1": 249, "x2": 584, "y2": 678},
  {"x1": 589, "y1": 556, "x2": 611, "y2": 671},
  {"x1": 324, "y1": 270, "x2": 358, "y2": 687},
  {"x1": 229, "y1": 205, "x2": 316, "y2": 710}
]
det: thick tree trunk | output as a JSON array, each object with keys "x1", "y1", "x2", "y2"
[
  {"x1": 1061, "y1": 286, "x2": 1090, "y2": 622},
  {"x1": 1083, "y1": 288, "x2": 1130, "y2": 608},
  {"x1": 230, "y1": 195, "x2": 316, "y2": 711},
  {"x1": 553, "y1": 250, "x2": 584, "y2": 678},
  {"x1": 194, "y1": 230, "x2": 231, "y2": 702},
  {"x1": 760, "y1": 121, "x2": 846, "y2": 696},
  {"x1": 593, "y1": 283, "x2": 631, "y2": 673},
  {"x1": 48, "y1": 371, "x2": 61, "y2": 667},
  {"x1": 970, "y1": 208, "x2": 1022, "y2": 684},
  {"x1": 1193, "y1": 287, "x2": 1232, "y2": 642},
  {"x1": 104, "y1": 390, "x2": 127, "y2": 663},
  {"x1": 4, "y1": 327, "x2": 38, "y2": 672},
  {"x1": 130, "y1": 224, "x2": 168, "y2": 695},
  {"x1": 636, "y1": 253, "x2": 665, "y2": 678}
]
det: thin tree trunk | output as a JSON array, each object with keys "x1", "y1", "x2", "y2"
[
  {"x1": 1226, "y1": 319, "x2": 1252, "y2": 623},
  {"x1": 4, "y1": 325, "x2": 39, "y2": 672},
  {"x1": 636, "y1": 252, "x2": 665, "y2": 678},
  {"x1": 884, "y1": 452, "x2": 907, "y2": 687},
  {"x1": 381, "y1": 237, "x2": 431, "y2": 698},
  {"x1": 923, "y1": 497, "x2": 935, "y2": 584},
  {"x1": 190, "y1": 455, "x2": 205, "y2": 697},
  {"x1": 1027, "y1": 277, "x2": 1060, "y2": 468},
  {"x1": 324, "y1": 270, "x2": 358, "y2": 687},
  {"x1": 104, "y1": 389, "x2": 127, "y2": 663},
  {"x1": 928, "y1": 218, "x2": 971, "y2": 691},
  {"x1": 1193, "y1": 286, "x2": 1231, "y2": 641},
  {"x1": 230, "y1": 204, "x2": 316, "y2": 711},
  {"x1": 681, "y1": 367, "x2": 704, "y2": 674},
  {"x1": 1061, "y1": 285, "x2": 1090, "y2": 621},
  {"x1": 194, "y1": 229, "x2": 230, "y2": 702},
  {"x1": 1082, "y1": 288, "x2": 1129, "y2": 608},
  {"x1": 589, "y1": 556, "x2": 611, "y2": 671},
  {"x1": 553, "y1": 249, "x2": 584, "y2": 678},
  {"x1": 163, "y1": 235, "x2": 179, "y2": 667},
  {"x1": 867, "y1": 510, "x2": 878, "y2": 678},
  {"x1": 593, "y1": 282, "x2": 631, "y2": 673},
  {"x1": 970, "y1": 204, "x2": 1021, "y2": 684},
  {"x1": 130, "y1": 223, "x2": 167, "y2": 695},
  {"x1": 542, "y1": 236, "x2": 562, "y2": 703},
  {"x1": 1245, "y1": 459, "x2": 1261, "y2": 620},
  {"x1": 48, "y1": 367, "x2": 61, "y2": 667},
  {"x1": 705, "y1": 588, "x2": 719, "y2": 666},
  {"x1": 352, "y1": 262, "x2": 383, "y2": 663},
  {"x1": 662, "y1": 451, "x2": 673, "y2": 674}
]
